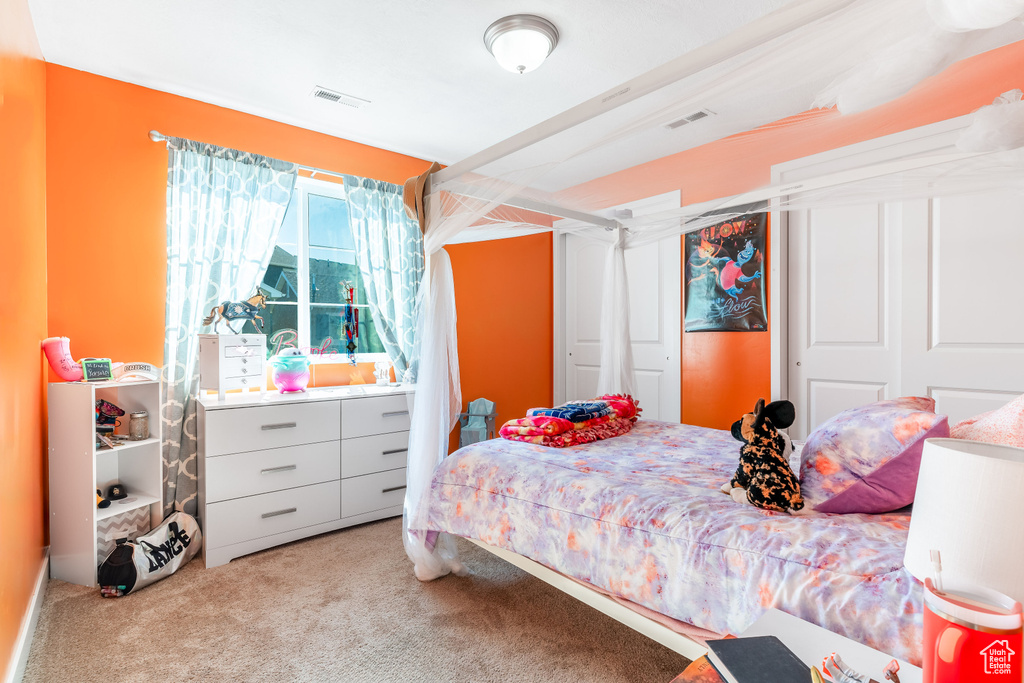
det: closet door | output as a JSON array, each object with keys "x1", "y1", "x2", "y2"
[
  {"x1": 563, "y1": 234, "x2": 607, "y2": 404},
  {"x1": 787, "y1": 202, "x2": 903, "y2": 439},
  {"x1": 558, "y1": 191, "x2": 681, "y2": 422},
  {"x1": 788, "y1": 192, "x2": 1024, "y2": 438},
  {"x1": 563, "y1": 232, "x2": 681, "y2": 422},
  {"x1": 900, "y1": 193, "x2": 1024, "y2": 424}
]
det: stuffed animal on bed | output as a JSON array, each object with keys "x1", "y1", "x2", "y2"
[{"x1": 720, "y1": 398, "x2": 804, "y2": 513}]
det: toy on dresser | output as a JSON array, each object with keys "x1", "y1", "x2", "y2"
[
  {"x1": 373, "y1": 359, "x2": 392, "y2": 386},
  {"x1": 268, "y1": 348, "x2": 311, "y2": 393},
  {"x1": 721, "y1": 398, "x2": 804, "y2": 513},
  {"x1": 202, "y1": 288, "x2": 268, "y2": 334}
]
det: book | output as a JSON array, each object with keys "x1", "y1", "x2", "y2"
[
  {"x1": 706, "y1": 635, "x2": 810, "y2": 683},
  {"x1": 670, "y1": 655, "x2": 727, "y2": 683}
]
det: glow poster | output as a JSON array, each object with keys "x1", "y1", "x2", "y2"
[{"x1": 684, "y1": 213, "x2": 767, "y2": 332}]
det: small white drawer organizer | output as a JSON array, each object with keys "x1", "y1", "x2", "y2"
[
  {"x1": 197, "y1": 384, "x2": 413, "y2": 567},
  {"x1": 198, "y1": 333, "x2": 267, "y2": 400}
]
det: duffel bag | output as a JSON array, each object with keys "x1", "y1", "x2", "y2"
[{"x1": 98, "y1": 511, "x2": 202, "y2": 597}]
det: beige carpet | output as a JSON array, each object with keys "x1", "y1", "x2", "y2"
[{"x1": 25, "y1": 518, "x2": 689, "y2": 682}]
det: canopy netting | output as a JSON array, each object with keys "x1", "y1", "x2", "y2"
[{"x1": 403, "y1": 0, "x2": 1024, "y2": 578}]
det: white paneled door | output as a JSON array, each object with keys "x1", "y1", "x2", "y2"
[
  {"x1": 559, "y1": 193, "x2": 681, "y2": 422},
  {"x1": 787, "y1": 202, "x2": 903, "y2": 438},
  {"x1": 900, "y1": 193, "x2": 1024, "y2": 424},
  {"x1": 788, "y1": 191, "x2": 1024, "y2": 438}
]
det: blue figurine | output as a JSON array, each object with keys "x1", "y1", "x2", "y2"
[{"x1": 202, "y1": 288, "x2": 268, "y2": 334}]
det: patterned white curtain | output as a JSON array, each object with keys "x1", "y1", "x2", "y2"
[
  {"x1": 162, "y1": 138, "x2": 297, "y2": 516},
  {"x1": 343, "y1": 176, "x2": 424, "y2": 381}
]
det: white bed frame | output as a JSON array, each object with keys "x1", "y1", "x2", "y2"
[
  {"x1": 437, "y1": 1, "x2": 958, "y2": 665},
  {"x1": 466, "y1": 538, "x2": 709, "y2": 661}
]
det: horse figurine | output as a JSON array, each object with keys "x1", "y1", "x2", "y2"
[{"x1": 202, "y1": 289, "x2": 268, "y2": 334}]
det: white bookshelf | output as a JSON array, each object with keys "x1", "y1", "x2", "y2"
[{"x1": 48, "y1": 380, "x2": 163, "y2": 586}]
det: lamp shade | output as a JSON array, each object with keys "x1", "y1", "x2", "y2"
[{"x1": 904, "y1": 438, "x2": 1024, "y2": 605}]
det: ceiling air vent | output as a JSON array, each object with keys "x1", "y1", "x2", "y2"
[
  {"x1": 665, "y1": 108, "x2": 715, "y2": 130},
  {"x1": 310, "y1": 86, "x2": 370, "y2": 109}
]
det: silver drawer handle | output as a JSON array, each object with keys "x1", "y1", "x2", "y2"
[
  {"x1": 261, "y1": 422, "x2": 297, "y2": 430},
  {"x1": 262, "y1": 507, "x2": 297, "y2": 519},
  {"x1": 382, "y1": 485, "x2": 407, "y2": 494},
  {"x1": 382, "y1": 411, "x2": 409, "y2": 418},
  {"x1": 382, "y1": 448, "x2": 408, "y2": 456},
  {"x1": 261, "y1": 464, "x2": 297, "y2": 474}
]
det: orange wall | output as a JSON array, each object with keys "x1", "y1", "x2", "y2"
[
  {"x1": 564, "y1": 39, "x2": 1024, "y2": 429},
  {"x1": 0, "y1": 0, "x2": 47, "y2": 675},
  {"x1": 447, "y1": 232, "x2": 554, "y2": 448},
  {"x1": 44, "y1": 65, "x2": 434, "y2": 385}
]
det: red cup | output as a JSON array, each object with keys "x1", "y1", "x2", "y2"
[{"x1": 922, "y1": 578, "x2": 1022, "y2": 683}]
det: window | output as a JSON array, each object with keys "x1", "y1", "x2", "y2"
[{"x1": 260, "y1": 176, "x2": 386, "y2": 362}]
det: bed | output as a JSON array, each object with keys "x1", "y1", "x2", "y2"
[{"x1": 423, "y1": 419, "x2": 923, "y2": 665}]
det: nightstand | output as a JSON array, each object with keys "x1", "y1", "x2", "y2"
[{"x1": 671, "y1": 609, "x2": 922, "y2": 683}]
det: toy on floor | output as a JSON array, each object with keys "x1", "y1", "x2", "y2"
[
  {"x1": 721, "y1": 398, "x2": 804, "y2": 512},
  {"x1": 201, "y1": 288, "x2": 268, "y2": 334},
  {"x1": 459, "y1": 397, "x2": 498, "y2": 447}
]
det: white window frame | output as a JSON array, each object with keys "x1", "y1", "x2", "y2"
[{"x1": 268, "y1": 174, "x2": 388, "y2": 365}]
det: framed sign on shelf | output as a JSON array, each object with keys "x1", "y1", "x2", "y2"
[{"x1": 81, "y1": 358, "x2": 115, "y2": 382}]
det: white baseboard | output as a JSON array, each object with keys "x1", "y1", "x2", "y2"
[{"x1": 5, "y1": 549, "x2": 48, "y2": 683}]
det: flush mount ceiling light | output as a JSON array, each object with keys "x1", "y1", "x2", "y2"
[{"x1": 484, "y1": 14, "x2": 559, "y2": 75}]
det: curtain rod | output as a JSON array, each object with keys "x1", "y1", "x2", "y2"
[{"x1": 148, "y1": 130, "x2": 347, "y2": 180}]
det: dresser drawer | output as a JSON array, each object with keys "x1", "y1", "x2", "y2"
[
  {"x1": 342, "y1": 468, "x2": 406, "y2": 518},
  {"x1": 222, "y1": 337, "x2": 264, "y2": 356},
  {"x1": 205, "y1": 400, "x2": 340, "y2": 456},
  {"x1": 205, "y1": 441, "x2": 340, "y2": 503},
  {"x1": 341, "y1": 394, "x2": 411, "y2": 438},
  {"x1": 204, "y1": 481, "x2": 340, "y2": 547},
  {"x1": 221, "y1": 357, "x2": 262, "y2": 378},
  {"x1": 341, "y1": 432, "x2": 409, "y2": 478},
  {"x1": 221, "y1": 376, "x2": 260, "y2": 391}
]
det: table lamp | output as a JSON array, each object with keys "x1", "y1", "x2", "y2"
[{"x1": 904, "y1": 438, "x2": 1024, "y2": 683}]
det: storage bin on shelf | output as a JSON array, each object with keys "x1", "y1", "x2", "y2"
[{"x1": 96, "y1": 505, "x2": 151, "y2": 566}]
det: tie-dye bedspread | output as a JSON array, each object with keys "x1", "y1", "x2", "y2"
[{"x1": 425, "y1": 419, "x2": 923, "y2": 664}]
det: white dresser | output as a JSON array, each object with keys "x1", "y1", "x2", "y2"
[{"x1": 197, "y1": 385, "x2": 412, "y2": 567}]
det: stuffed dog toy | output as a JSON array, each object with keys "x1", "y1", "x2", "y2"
[{"x1": 720, "y1": 398, "x2": 804, "y2": 513}]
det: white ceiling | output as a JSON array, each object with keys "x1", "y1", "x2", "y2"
[{"x1": 27, "y1": 0, "x2": 795, "y2": 171}]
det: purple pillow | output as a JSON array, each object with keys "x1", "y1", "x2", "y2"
[{"x1": 799, "y1": 397, "x2": 949, "y2": 514}]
